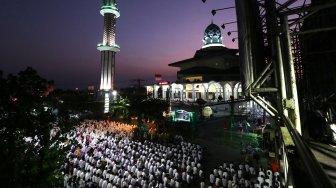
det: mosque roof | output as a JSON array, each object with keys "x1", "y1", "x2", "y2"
[
  {"x1": 177, "y1": 66, "x2": 240, "y2": 75},
  {"x1": 169, "y1": 22, "x2": 238, "y2": 68},
  {"x1": 169, "y1": 46, "x2": 238, "y2": 67}
]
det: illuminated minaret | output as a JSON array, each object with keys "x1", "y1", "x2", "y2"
[{"x1": 97, "y1": 0, "x2": 120, "y2": 113}]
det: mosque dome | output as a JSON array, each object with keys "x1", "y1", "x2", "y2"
[{"x1": 202, "y1": 23, "x2": 225, "y2": 48}]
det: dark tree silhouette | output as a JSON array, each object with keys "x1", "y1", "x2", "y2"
[
  {"x1": 127, "y1": 93, "x2": 169, "y2": 135},
  {"x1": 0, "y1": 67, "x2": 73, "y2": 187}
]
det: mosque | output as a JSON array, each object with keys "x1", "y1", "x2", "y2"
[{"x1": 146, "y1": 23, "x2": 242, "y2": 102}]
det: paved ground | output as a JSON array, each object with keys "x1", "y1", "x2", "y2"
[
  {"x1": 169, "y1": 103, "x2": 336, "y2": 187},
  {"x1": 194, "y1": 119, "x2": 243, "y2": 173},
  {"x1": 176, "y1": 116, "x2": 267, "y2": 187},
  {"x1": 191, "y1": 117, "x2": 268, "y2": 176},
  {"x1": 190, "y1": 117, "x2": 336, "y2": 187}
]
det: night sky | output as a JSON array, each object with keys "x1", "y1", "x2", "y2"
[{"x1": 1, "y1": 0, "x2": 238, "y2": 89}]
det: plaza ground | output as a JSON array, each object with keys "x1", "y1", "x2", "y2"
[{"x1": 192, "y1": 117, "x2": 268, "y2": 173}]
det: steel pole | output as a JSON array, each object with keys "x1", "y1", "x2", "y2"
[
  {"x1": 265, "y1": 0, "x2": 288, "y2": 117},
  {"x1": 281, "y1": 16, "x2": 302, "y2": 134}
]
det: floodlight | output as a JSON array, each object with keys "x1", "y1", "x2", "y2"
[
  {"x1": 211, "y1": 10, "x2": 216, "y2": 16},
  {"x1": 221, "y1": 24, "x2": 225, "y2": 29}
]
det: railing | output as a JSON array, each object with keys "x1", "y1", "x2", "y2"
[{"x1": 281, "y1": 114, "x2": 335, "y2": 188}]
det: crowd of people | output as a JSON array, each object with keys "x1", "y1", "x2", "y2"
[
  {"x1": 206, "y1": 161, "x2": 281, "y2": 188},
  {"x1": 61, "y1": 120, "x2": 204, "y2": 188},
  {"x1": 60, "y1": 119, "x2": 282, "y2": 188}
]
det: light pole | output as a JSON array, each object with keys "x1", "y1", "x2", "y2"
[
  {"x1": 202, "y1": 1, "x2": 238, "y2": 44},
  {"x1": 227, "y1": 31, "x2": 237, "y2": 36},
  {"x1": 112, "y1": 90, "x2": 117, "y2": 100},
  {"x1": 221, "y1": 21, "x2": 237, "y2": 29},
  {"x1": 211, "y1": 6, "x2": 235, "y2": 16},
  {"x1": 231, "y1": 37, "x2": 238, "y2": 42}
]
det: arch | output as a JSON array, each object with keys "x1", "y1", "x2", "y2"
[
  {"x1": 224, "y1": 83, "x2": 232, "y2": 101},
  {"x1": 185, "y1": 84, "x2": 193, "y2": 100},
  {"x1": 208, "y1": 82, "x2": 223, "y2": 101},
  {"x1": 171, "y1": 83, "x2": 183, "y2": 90},
  {"x1": 161, "y1": 85, "x2": 170, "y2": 99},
  {"x1": 171, "y1": 83, "x2": 183, "y2": 100},
  {"x1": 194, "y1": 83, "x2": 206, "y2": 99},
  {"x1": 233, "y1": 82, "x2": 242, "y2": 99},
  {"x1": 146, "y1": 86, "x2": 154, "y2": 97},
  {"x1": 185, "y1": 84, "x2": 193, "y2": 91}
]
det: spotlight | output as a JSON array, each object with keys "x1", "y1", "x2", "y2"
[
  {"x1": 202, "y1": 0, "x2": 206, "y2": 3},
  {"x1": 221, "y1": 24, "x2": 225, "y2": 29},
  {"x1": 221, "y1": 21, "x2": 237, "y2": 30},
  {"x1": 232, "y1": 38, "x2": 236, "y2": 42},
  {"x1": 228, "y1": 32, "x2": 231, "y2": 36},
  {"x1": 211, "y1": 10, "x2": 216, "y2": 16}
]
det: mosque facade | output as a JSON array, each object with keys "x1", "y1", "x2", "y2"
[{"x1": 146, "y1": 23, "x2": 242, "y2": 102}]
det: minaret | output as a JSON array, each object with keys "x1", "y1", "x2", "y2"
[{"x1": 97, "y1": 0, "x2": 120, "y2": 113}]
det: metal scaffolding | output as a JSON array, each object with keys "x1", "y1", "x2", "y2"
[{"x1": 234, "y1": 0, "x2": 336, "y2": 187}]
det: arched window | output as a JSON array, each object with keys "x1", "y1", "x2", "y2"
[
  {"x1": 185, "y1": 84, "x2": 193, "y2": 100},
  {"x1": 224, "y1": 83, "x2": 232, "y2": 101},
  {"x1": 208, "y1": 82, "x2": 223, "y2": 101},
  {"x1": 234, "y1": 83, "x2": 242, "y2": 99},
  {"x1": 171, "y1": 84, "x2": 183, "y2": 99}
]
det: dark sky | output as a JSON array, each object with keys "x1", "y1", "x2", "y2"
[{"x1": 0, "y1": 0, "x2": 238, "y2": 89}]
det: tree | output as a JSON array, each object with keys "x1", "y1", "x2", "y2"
[
  {"x1": 54, "y1": 89, "x2": 101, "y2": 118},
  {"x1": 126, "y1": 93, "x2": 169, "y2": 135},
  {"x1": 0, "y1": 67, "x2": 73, "y2": 187}
]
